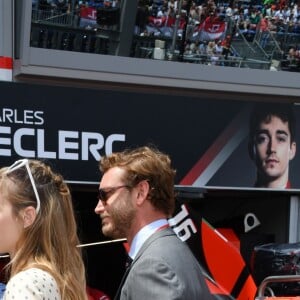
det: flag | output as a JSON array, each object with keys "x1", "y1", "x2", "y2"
[
  {"x1": 198, "y1": 17, "x2": 227, "y2": 41},
  {"x1": 0, "y1": 57, "x2": 12, "y2": 82},
  {"x1": 79, "y1": 7, "x2": 97, "y2": 27},
  {"x1": 148, "y1": 16, "x2": 167, "y2": 27},
  {"x1": 80, "y1": 7, "x2": 97, "y2": 21}
]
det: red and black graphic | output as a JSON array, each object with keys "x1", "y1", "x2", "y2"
[{"x1": 0, "y1": 81, "x2": 299, "y2": 190}]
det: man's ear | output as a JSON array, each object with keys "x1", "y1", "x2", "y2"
[
  {"x1": 289, "y1": 142, "x2": 296, "y2": 161},
  {"x1": 22, "y1": 206, "x2": 37, "y2": 228},
  {"x1": 136, "y1": 180, "x2": 150, "y2": 205}
]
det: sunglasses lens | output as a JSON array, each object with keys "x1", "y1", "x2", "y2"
[
  {"x1": 98, "y1": 189, "x2": 107, "y2": 202},
  {"x1": 98, "y1": 185, "x2": 129, "y2": 204}
]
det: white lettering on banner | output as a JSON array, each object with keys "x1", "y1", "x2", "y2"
[
  {"x1": 59, "y1": 130, "x2": 79, "y2": 160},
  {"x1": 82, "y1": 132, "x2": 104, "y2": 161},
  {"x1": 168, "y1": 204, "x2": 197, "y2": 242},
  {"x1": 37, "y1": 129, "x2": 56, "y2": 158},
  {"x1": 0, "y1": 108, "x2": 44, "y2": 125},
  {"x1": 105, "y1": 134, "x2": 126, "y2": 155},
  {"x1": 0, "y1": 126, "x2": 11, "y2": 156},
  {"x1": 0, "y1": 126, "x2": 126, "y2": 160},
  {"x1": 34, "y1": 111, "x2": 44, "y2": 125},
  {"x1": 14, "y1": 128, "x2": 35, "y2": 157}
]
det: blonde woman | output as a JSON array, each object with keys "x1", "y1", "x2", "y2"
[{"x1": 0, "y1": 159, "x2": 88, "y2": 300}]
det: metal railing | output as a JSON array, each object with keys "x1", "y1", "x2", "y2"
[
  {"x1": 256, "y1": 275, "x2": 300, "y2": 299},
  {"x1": 31, "y1": 22, "x2": 109, "y2": 54},
  {"x1": 32, "y1": 9, "x2": 74, "y2": 27},
  {"x1": 182, "y1": 54, "x2": 271, "y2": 69},
  {"x1": 253, "y1": 29, "x2": 284, "y2": 61}
]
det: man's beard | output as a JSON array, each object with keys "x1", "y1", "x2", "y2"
[{"x1": 102, "y1": 199, "x2": 136, "y2": 239}]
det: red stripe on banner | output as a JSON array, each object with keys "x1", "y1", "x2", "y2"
[
  {"x1": 180, "y1": 110, "x2": 246, "y2": 185},
  {"x1": 180, "y1": 124, "x2": 236, "y2": 185},
  {"x1": 0, "y1": 57, "x2": 13, "y2": 69}
]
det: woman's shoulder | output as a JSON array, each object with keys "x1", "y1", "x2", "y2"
[
  {"x1": 8, "y1": 267, "x2": 57, "y2": 282},
  {"x1": 4, "y1": 268, "x2": 61, "y2": 300}
]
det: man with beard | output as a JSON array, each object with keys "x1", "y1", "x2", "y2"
[
  {"x1": 94, "y1": 146, "x2": 212, "y2": 300},
  {"x1": 248, "y1": 103, "x2": 296, "y2": 189}
]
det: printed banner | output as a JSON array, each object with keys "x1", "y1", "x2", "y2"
[{"x1": 0, "y1": 81, "x2": 299, "y2": 191}]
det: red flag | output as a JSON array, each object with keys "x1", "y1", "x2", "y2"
[
  {"x1": 80, "y1": 7, "x2": 97, "y2": 20},
  {"x1": 148, "y1": 16, "x2": 167, "y2": 27},
  {"x1": 199, "y1": 17, "x2": 226, "y2": 41},
  {"x1": 165, "y1": 16, "x2": 176, "y2": 27}
]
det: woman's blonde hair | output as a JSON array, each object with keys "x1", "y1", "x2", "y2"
[{"x1": 0, "y1": 159, "x2": 87, "y2": 300}]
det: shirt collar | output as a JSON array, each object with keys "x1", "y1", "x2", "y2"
[{"x1": 129, "y1": 219, "x2": 168, "y2": 259}]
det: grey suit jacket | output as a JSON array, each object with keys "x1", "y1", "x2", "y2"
[{"x1": 115, "y1": 227, "x2": 212, "y2": 300}]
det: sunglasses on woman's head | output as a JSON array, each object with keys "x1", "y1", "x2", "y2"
[{"x1": 5, "y1": 159, "x2": 41, "y2": 214}]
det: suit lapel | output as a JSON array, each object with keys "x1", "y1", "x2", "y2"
[{"x1": 114, "y1": 227, "x2": 175, "y2": 300}]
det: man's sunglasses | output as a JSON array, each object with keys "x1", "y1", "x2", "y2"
[
  {"x1": 98, "y1": 185, "x2": 131, "y2": 204},
  {"x1": 5, "y1": 159, "x2": 41, "y2": 214}
]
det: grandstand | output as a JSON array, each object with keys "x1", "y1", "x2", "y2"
[{"x1": 29, "y1": 0, "x2": 300, "y2": 71}]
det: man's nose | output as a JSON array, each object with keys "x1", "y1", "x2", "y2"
[
  {"x1": 95, "y1": 199, "x2": 105, "y2": 214},
  {"x1": 267, "y1": 138, "x2": 276, "y2": 153}
]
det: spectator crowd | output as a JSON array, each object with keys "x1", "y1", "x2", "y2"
[
  {"x1": 32, "y1": 0, "x2": 300, "y2": 70},
  {"x1": 134, "y1": 0, "x2": 300, "y2": 66}
]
